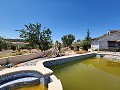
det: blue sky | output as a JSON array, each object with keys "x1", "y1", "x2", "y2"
[{"x1": 0, "y1": 0, "x2": 120, "y2": 42}]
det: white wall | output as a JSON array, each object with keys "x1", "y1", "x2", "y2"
[{"x1": 91, "y1": 45, "x2": 99, "y2": 50}]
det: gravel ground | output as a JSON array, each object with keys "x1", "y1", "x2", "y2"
[{"x1": 17, "y1": 57, "x2": 49, "y2": 67}]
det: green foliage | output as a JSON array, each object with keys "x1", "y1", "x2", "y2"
[
  {"x1": 39, "y1": 28, "x2": 52, "y2": 51},
  {"x1": 61, "y1": 34, "x2": 75, "y2": 47},
  {"x1": 80, "y1": 40, "x2": 91, "y2": 51},
  {"x1": 17, "y1": 23, "x2": 41, "y2": 48},
  {"x1": 16, "y1": 23, "x2": 52, "y2": 51},
  {"x1": 77, "y1": 39, "x2": 81, "y2": 42},
  {"x1": 84, "y1": 29, "x2": 91, "y2": 41},
  {"x1": 80, "y1": 30, "x2": 91, "y2": 51},
  {"x1": 0, "y1": 36, "x2": 11, "y2": 50},
  {"x1": 11, "y1": 45, "x2": 16, "y2": 51},
  {"x1": 0, "y1": 37, "x2": 4, "y2": 50}
]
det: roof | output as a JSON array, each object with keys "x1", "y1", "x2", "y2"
[
  {"x1": 92, "y1": 30, "x2": 120, "y2": 41},
  {"x1": 108, "y1": 30, "x2": 120, "y2": 34}
]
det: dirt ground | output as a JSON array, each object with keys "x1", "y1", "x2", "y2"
[{"x1": 0, "y1": 50, "x2": 13, "y2": 57}]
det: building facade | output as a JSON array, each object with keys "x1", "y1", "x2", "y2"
[{"x1": 91, "y1": 30, "x2": 120, "y2": 51}]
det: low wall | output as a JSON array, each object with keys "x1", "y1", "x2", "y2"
[
  {"x1": 0, "y1": 52, "x2": 44, "y2": 65},
  {"x1": 43, "y1": 53, "x2": 96, "y2": 67}
]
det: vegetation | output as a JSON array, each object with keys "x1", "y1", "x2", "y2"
[
  {"x1": 76, "y1": 39, "x2": 81, "y2": 42},
  {"x1": 11, "y1": 44, "x2": 17, "y2": 51},
  {"x1": 80, "y1": 29, "x2": 91, "y2": 51},
  {"x1": 0, "y1": 23, "x2": 93, "y2": 59},
  {"x1": 39, "y1": 28, "x2": 52, "y2": 51},
  {"x1": 16, "y1": 23, "x2": 52, "y2": 51},
  {"x1": 80, "y1": 40, "x2": 91, "y2": 51},
  {"x1": 72, "y1": 39, "x2": 81, "y2": 51},
  {"x1": 84, "y1": 29, "x2": 91, "y2": 41},
  {"x1": 61, "y1": 34, "x2": 75, "y2": 47},
  {"x1": 0, "y1": 36, "x2": 13, "y2": 51}
]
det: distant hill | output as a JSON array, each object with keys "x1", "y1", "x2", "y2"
[{"x1": 4, "y1": 39, "x2": 24, "y2": 42}]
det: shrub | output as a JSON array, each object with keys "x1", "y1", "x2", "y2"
[{"x1": 80, "y1": 40, "x2": 91, "y2": 51}]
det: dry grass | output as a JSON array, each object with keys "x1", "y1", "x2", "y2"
[
  {"x1": 0, "y1": 49, "x2": 35, "y2": 59},
  {"x1": 75, "y1": 50, "x2": 88, "y2": 54}
]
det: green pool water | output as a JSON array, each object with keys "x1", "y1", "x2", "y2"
[
  {"x1": 50, "y1": 58, "x2": 120, "y2": 90},
  {"x1": 16, "y1": 84, "x2": 47, "y2": 90}
]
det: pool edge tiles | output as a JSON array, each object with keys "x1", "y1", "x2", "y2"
[{"x1": 42, "y1": 53, "x2": 97, "y2": 67}]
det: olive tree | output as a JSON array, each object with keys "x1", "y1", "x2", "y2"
[
  {"x1": 61, "y1": 34, "x2": 75, "y2": 47},
  {"x1": 16, "y1": 23, "x2": 52, "y2": 51}
]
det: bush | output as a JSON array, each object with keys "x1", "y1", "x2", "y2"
[
  {"x1": 80, "y1": 40, "x2": 91, "y2": 51},
  {"x1": 11, "y1": 45, "x2": 16, "y2": 51}
]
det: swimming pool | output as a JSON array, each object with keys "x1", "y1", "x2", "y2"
[
  {"x1": 16, "y1": 84, "x2": 47, "y2": 90},
  {"x1": 50, "y1": 58, "x2": 120, "y2": 90}
]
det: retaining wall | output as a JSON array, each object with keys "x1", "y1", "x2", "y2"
[{"x1": 0, "y1": 52, "x2": 44, "y2": 65}]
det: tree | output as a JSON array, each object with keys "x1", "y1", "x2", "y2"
[
  {"x1": 0, "y1": 36, "x2": 9, "y2": 50},
  {"x1": 16, "y1": 23, "x2": 52, "y2": 51},
  {"x1": 16, "y1": 23, "x2": 41, "y2": 48},
  {"x1": 39, "y1": 28, "x2": 52, "y2": 51},
  {"x1": 61, "y1": 34, "x2": 75, "y2": 47},
  {"x1": 85, "y1": 29, "x2": 91, "y2": 41},
  {"x1": 77, "y1": 39, "x2": 81, "y2": 42},
  {"x1": 0, "y1": 36, "x2": 3, "y2": 51},
  {"x1": 80, "y1": 29, "x2": 91, "y2": 51}
]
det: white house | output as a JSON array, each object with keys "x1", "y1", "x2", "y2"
[{"x1": 91, "y1": 30, "x2": 120, "y2": 51}]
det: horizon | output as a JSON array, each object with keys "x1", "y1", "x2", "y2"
[{"x1": 1, "y1": 0, "x2": 120, "y2": 42}]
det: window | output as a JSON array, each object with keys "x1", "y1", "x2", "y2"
[{"x1": 108, "y1": 41, "x2": 116, "y2": 47}]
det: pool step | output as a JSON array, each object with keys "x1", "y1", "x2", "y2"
[{"x1": 0, "y1": 77, "x2": 40, "y2": 90}]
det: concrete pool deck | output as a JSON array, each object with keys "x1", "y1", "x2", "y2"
[
  {"x1": 96, "y1": 51, "x2": 120, "y2": 60},
  {"x1": 0, "y1": 53, "x2": 97, "y2": 90}
]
